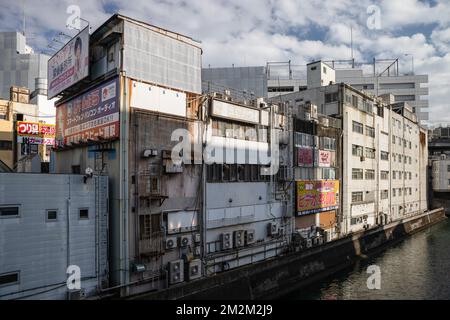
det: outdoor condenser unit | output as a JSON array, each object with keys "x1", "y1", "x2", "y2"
[
  {"x1": 220, "y1": 232, "x2": 233, "y2": 250},
  {"x1": 245, "y1": 229, "x2": 256, "y2": 245},
  {"x1": 267, "y1": 222, "x2": 279, "y2": 236},
  {"x1": 165, "y1": 236, "x2": 178, "y2": 250},
  {"x1": 233, "y1": 230, "x2": 245, "y2": 248},
  {"x1": 169, "y1": 259, "x2": 184, "y2": 285},
  {"x1": 187, "y1": 259, "x2": 202, "y2": 281}
]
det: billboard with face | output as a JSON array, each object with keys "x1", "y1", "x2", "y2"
[
  {"x1": 48, "y1": 26, "x2": 90, "y2": 99},
  {"x1": 55, "y1": 77, "x2": 120, "y2": 146}
]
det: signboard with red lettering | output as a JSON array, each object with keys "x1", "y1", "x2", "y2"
[
  {"x1": 16, "y1": 121, "x2": 56, "y2": 145},
  {"x1": 296, "y1": 180, "x2": 339, "y2": 216},
  {"x1": 48, "y1": 27, "x2": 89, "y2": 99},
  {"x1": 318, "y1": 150, "x2": 331, "y2": 167},
  {"x1": 55, "y1": 77, "x2": 120, "y2": 146},
  {"x1": 297, "y1": 147, "x2": 313, "y2": 166}
]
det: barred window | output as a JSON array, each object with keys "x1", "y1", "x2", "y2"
[
  {"x1": 352, "y1": 192, "x2": 363, "y2": 203},
  {"x1": 352, "y1": 168, "x2": 363, "y2": 180},
  {"x1": 381, "y1": 151, "x2": 389, "y2": 161},
  {"x1": 380, "y1": 190, "x2": 389, "y2": 200},
  {"x1": 352, "y1": 121, "x2": 363, "y2": 134},
  {"x1": 365, "y1": 169, "x2": 375, "y2": 180},
  {"x1": 381, "y1": 171, "x2": 389, "y2": 180},
  {"x1": 366, "y1": 126, "x2": 375, "y2": 138},
  {"x1": 365, "y1": 148, "x2": 376, "y2": 159},
  {"x1": 352, "y1": 144, "x2": 363, "y2": 157}
]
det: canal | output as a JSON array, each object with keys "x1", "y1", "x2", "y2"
[{"x1": 286, "y1": 219, "x2": 450, "y2": 300}]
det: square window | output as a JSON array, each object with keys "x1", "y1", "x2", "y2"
[
  {"x1": 46, "y1": 210, "x2": 58, "y2": 221},
  {"x1": 79, "y1": 209, "x2": 89, "y2": 220}
]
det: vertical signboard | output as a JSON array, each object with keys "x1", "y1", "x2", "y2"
[
  {"x1": 296, "y1": 180, "x2": 339, "y2": 216},
  {"x1": 55, "y1": 77, "x2": 120, "y2": 146},
  {"x1": 297, "y1": 148, "x2": 313, "y2": 167},
  {"x1": 48, "y1": 26, "x2": 90, "y2": 99},
  {"x1": 318, "y1": 150, "x2": 331, "y2": 167}
]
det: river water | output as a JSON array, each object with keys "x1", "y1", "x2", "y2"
[{"x1": 287, "y1": 219, "x2": 450, "y2": 300}]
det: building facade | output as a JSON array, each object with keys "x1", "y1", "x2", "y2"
[
  {"x1": 0, "y1": 32, "x2": 49, "y2": 100},
  {"x1": 0, "y1": 173, "x2": 108, "y2": 300}
]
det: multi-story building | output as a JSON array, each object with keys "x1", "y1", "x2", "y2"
[
  {"x1": 51, "y1": 13, "x2": 290, "y2": 297},
  {"x1": 269, "y1": 64, "x2": 428, "y2": 234},
  {"x1": 202, "y1": 59, "x2": 429, "y2": 123},
  {"x1": 0, "y1": 173, "x2": 109, "y2": 300},
  {"x1": 0, "y1": 32, "x2": 49, "y2": 100},
  {"x1": 0, "y1": 86, "x2": 55, "y2": 172}
]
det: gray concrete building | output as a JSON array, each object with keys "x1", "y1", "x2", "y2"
[
  {"x1": 0, "y1": 32, "x2": 49, "y2": 100},
  {"x1": 0, "y1": 173, "x2": 109, "y2": 300}
]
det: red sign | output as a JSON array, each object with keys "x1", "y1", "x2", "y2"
[
  {"x1": 298, "y1": 148, "x2": 313, "y2": 166},
  {"x1": 297, "y1": 180, "x2": 339, "y2": 216}
]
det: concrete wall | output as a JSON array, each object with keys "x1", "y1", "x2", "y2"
[{"x1": 0, "y1": 173, "x2": 108, "y2": 300}]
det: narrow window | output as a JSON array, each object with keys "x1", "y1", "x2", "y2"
[
  {"x1": 46, "y1": 210, "x2": 58, "y2": 221},
  {"x1": 0, "y1": 206, "x2": 20, "y2": 218},
  {"x1": 79, "y1": 209, "x2": 89, "y2": 220},
  {"x1": 0, "y1": 272, "x2": 19, "y2": 287}
]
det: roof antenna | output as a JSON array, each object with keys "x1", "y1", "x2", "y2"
[
  {"x1": 350, "y1": 26, "x2": 354, "y2": 68},
  {"x1": 22, "y1": 0, "x2": 26, "y2": 36}
]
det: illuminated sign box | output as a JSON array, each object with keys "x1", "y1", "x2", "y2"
[{"x1": 296, "y1": 180, "x2": 339, "y2": 216}]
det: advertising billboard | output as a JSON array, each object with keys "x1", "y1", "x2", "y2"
[
  {"x1": 297, "y1": 148, "x2": 313, "y2": 166},
  {"x1": 296, "y1": 180, "x2": 339, "y2": 216},
  {"x1": 48, "y1": 26, "x2": 90, "y2": 99},
  {"x1": 55, "y1": 77, "x2": 120, "y2": 146},
  {"x1": 16, "y1": 121, "x2": 56, "y2": 145},
  {"x1": 318, "y1": 150, "x2": 331, "y2": 167}
]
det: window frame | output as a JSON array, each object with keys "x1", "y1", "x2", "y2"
[
  {"x1": 79, "y1": 208, "x2": 89, "y2": 220},
  {"x1": 46, "y1": 209, "x2": 58, "y2": 222},
  {"x1": 0, "y1": 205, "x2": 21, "y2": 219},
  {"x1": 0, "y1": 271, "x2": 20, "y2": 288}
]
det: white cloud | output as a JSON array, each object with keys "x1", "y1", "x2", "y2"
[{"x1": 0, "y1": 0, "x2": 449, "y2": 124}]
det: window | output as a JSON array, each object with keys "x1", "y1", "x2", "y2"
[
  {"x1": 409, "y1": 172, "x2": 412, "y2": 180},
  {"x1": 0, "y1": 206, "x2": 20, "y2": 218},
  {"x1": 409, "y1": 188, "x2": 412, "y2": 195},
  {"x1": 46, "y1": 210, "x2": 58, "y2": 221},
  {"x1": 365, "y1": 148, "x2": 376, "y2": 159},
  {"x1": 0, "y1": 140, "x2": 12, "y2": 150},
  {"x1": 393, "y1": 189, "x2": 396, "y2": 197},
  {"x1": 409, "y1": 141, "x2": 412, "y2": 149},
  {"x1": 366, "y1": 126, "x2": 375, "y2": 138},
  {"x1": 323, "y1": 66, "x2": 327, "y2": 74},
  {"x1": 399, "y1": 188, "x2": 402, "y2": 196},
  {"x1": 352, "y1": 192, "x2": 363, "y2": 203},
  {"x1": 393, "y1": 171, "x2": 396, "y2": 179},
  {"x1": 352, "y1": 95, "x2": 358, "y2": 108},
  {"x1": 352, "y1": 144, "x2": 363, "y2": 157},
  {"x1": 320, "y1": 137, "x2": 336, "y2": 151},
  {"x1": 322, "y1": 168, "x2": 336, "y2": 180},
  {"x1": 381, "y1": 190, "x2": 389, "y2": 200},
  {"x1": 447, "y1": 165, "x2": 450, "y2": 172},
  {"x1": 409, "y1": 157, "x2": 412, "y2": 165},
  {"x1": 0, "y1": 272, "x2": 19, "y2": 287},
  {"x1": 325, "y1": 92, "x2": 338, "y2": 103},
  {"x1": 398, "y1": 155, "x2": 402, "y2": 163},
  {"x1": 79, "y1": 209, "x2": 89, "y2": 220},
  {"x1": 381, "y1": 151, "x2": 389, "y2": 161},
  {"x1": 72, "y1": 165, "x2": 81, "y2": 174},
  {"x1": 365, "y1": 169, "x2": 375, "y2": 180},
  {"x1": 352, "y1": 168, "x2": 363, "y2": 180},
  {"x1": 381, "y1": 171, "x2": 389, "y2": 180},
  {"x1": 392, "y1": 135, "x2": 396, "y2": 144},
  {"x1": 352, "y1": 121, "x2": 363, "y2": 134}
]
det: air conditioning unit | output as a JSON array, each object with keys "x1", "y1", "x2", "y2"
[
  {"x1": 306, "y1": 239, "x2": 312, "y2": 248},
  {"x1": 267, "y1": 222, "x2": 279, "y2": 236},
  {"x1": 168, "y1": 259, "x2": 184, "y2": 285},
  {"x1": 245, "y1": 229, "x2": 256, "y2": 245},
  {"x1": 142, "y1": 149, "x2": 158, "y2": 158},
  {"x1": 360, "y1": 156, "x2": 365, "y2": 162},
  {"x1": 165, "y1": 160, "x2": 183, "y2": 173},
  {"x1": 233, "y1": 230, "x2": 245, "y2": 248},
  {"x1": 319, "y1": 117, "x2": 329, "y2": 127},
  {"x1": 193, "y1": 233, "x2": 201, "y2": 244},
  {"x1": 67, "y1": 289, "x2": 85, "y2": 300},
  {"x1": 165, "y1": 236, "x2": 178, "y2": 250},
  {"x1": 278, "y1": 227, "x2": 285, "y2": 236},
  {"x1": 194, "y1": 246, "x2": 201, "y2": 256},
  {"x1": 304, "y1": 112, "x2": 312, "y2": 121},
  {"x1": 178, "y1": 235, "x2": 191, "y2": 248},
  {"x1": 220, "y1": 232, "x2": 233, "y2": 250},
  {"x1": 187, "y1": 259, "x2": 202, "y2": 281}
]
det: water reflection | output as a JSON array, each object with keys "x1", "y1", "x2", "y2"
[{"x1": 287, "y1": 220, "x2": 450, "y2": 300}]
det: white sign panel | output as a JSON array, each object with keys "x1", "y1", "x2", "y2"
[
  {"x1": 48, "y1": 27, "x2": 90, "y2": 99},
  {"x1": 211, "y1": 100, "x2": 260, "y2": 124}
]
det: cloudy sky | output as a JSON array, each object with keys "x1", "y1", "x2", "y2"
[{"x1": 1, "y1": 0, "x2": 449, "y2": 125}]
